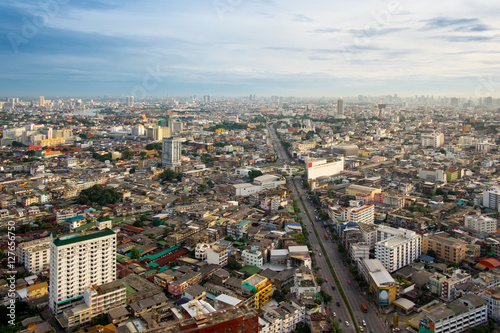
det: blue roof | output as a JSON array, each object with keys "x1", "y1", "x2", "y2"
[
  {"x1": 238, "y1": 220, "x2": 251, "y2": 227},
  {"x1": 286, "y1": 223, "x2": 301, "y2": 227},
  {"x1": 66, "y1": 215, "x2": 85, "y2": 222},
  {"x1": 419, "y1": 254, "x2": 435, "y2": 262}
]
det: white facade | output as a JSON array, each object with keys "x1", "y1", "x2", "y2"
[
  {"x1": 162, "y1": 137, "x2": 182, "y2": 169},
  {"x1": 49, "y1": 229, "x2": 117, "y2": 314},
  {"x1": 419, "y1": 168, "x2": 446, "y2": 182},
  {"x1": 206, "y1": 246, "x2": 228, "y2": 266},
  {"x1": 242, "y1": 249, "x2": 264, "y2": 268},
  {"x1": 464, "y1": 214, "x2": 497, "y2": 234},
  {"x1": 350, "y1": 242, "x2": 370, "y2": 262},
  {"x1": 233, "y1": 183, "x2": 262, "y2": 197},
  {"x1": 259, "y1": 301, "x2": 305, "y2": 333},
  {"x1": 421, "y1": 132, "x2": 444, "y2": 148},
  {"x1": 483, "y1": 187, "x2": 500, "y2": 212},
  {"x1": 131, "y1": 124, "x2": 145, "y2": 136},
  {"x1": 17, "y1": 237, "x2": 50, "y2": 274},
  {"x1": 195, "y1": 243, "x2": 210, "y2": 260},
  {"x1": 375, "y1": 230, "x2": 421, "y2": 272},
  {"x1": 305, "y1": 156, "x2": 344, "y2": 183},
  {"x1": 290, "y1": 270, "x2": 320, "y2": 297},
  {"x1": 419, "y1": 295, "x2": 488, "y2": 333},
  {"x1": 481, "y1": 288, "x2": 500, "y2": 322}
]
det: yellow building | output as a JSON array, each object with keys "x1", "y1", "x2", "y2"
[
  {"x1": 242, "y1": 274, "x2": 272, "y2": 309},
  {"x1": 422, "y1": 235, "x2": 467, "y2": 264},
  {"x1": 41, "y1": 137, "x2": 65, "y2": 147},
  {"x1": 27, "y1": 282, "x2": 48, "y2": 299},
  {"x1": 346, "y1": 184, "x2": 382, "y2": 200}
]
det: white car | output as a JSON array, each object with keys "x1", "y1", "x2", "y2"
[
  {"x1": 363, "y1": 320, "x2": 366, "y2": 326},
  {"x1": 333, "y1": 312, "x2": 336, "y2": 317},
  {"x1": 345, "y1": 321, "x2": 349, "y2": 327}
]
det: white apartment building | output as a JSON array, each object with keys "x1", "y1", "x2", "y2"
[
  {"x1": 350, "y1": 242, "x2": 370, "y2": 262},
  {"x1": 259, "y1": 301, "x2": 305, "y2": 333},
  {"x1": 419, "y1": 294, "x2": 488, "y2": 333},
  {"x1": 358, "y1": 222, "x2": 378, "y2": 250},
  {"x1": 464, "y1": 214, "x2": 497, "y2": 234},
  {"x1": 17, "y1": 237, "x2": 50, "y2": 274},
  {"x1": 421, "y1": 131, "x2": 444, "y2": 148},
  {"x1": 195, "y1": 243, "x2": 210, "y2": 261},
  {"x1": 305, "y1": 156, "x2": 344, "y2": 189},
  {"x1": 419, "y1": 168, "x2": 447, "y2": 183},
  {"x1": 206, "y1": 245, "x2": 228, "y2": 266},
  {"x1": 242, "y1": 248, "x2": 264, "y2": 268},
  {"x1": 49, "y1": 229, "x2": 117, "y2": 314},
  {"x1": 61, "y1": 280, "x2": 126, "y2": 329},
  {"x1": 483, "y1": 186, "x2": 500, "y2": 212},
  {"x1": 375, "y1": 227, "x2": 421, "y2": 272},
  {"x1": 162, "y1": 136, "x2": 181, "y2": 169},
  {"x1": 481, "y1": 288, "x2": 500, "y2": 322},
  {"x1": 328, "y1": 201, "x2": 375, "y2": 225}
]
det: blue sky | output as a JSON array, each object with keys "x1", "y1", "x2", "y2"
[{"x1": 1, "y1": 0, "x2": 499, "y2": 98}]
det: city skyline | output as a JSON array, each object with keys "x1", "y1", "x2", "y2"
[{"x1": 1, "y1": 1, "x2": 500, "y2": 97}]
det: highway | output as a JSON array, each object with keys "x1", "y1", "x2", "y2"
[{"x1": 267, "y1": 123, "x2": 388, "y2": 333}]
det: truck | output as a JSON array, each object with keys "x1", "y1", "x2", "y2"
[{"x1": 361, "y1": 303, "x2": 368, "y2": 313}]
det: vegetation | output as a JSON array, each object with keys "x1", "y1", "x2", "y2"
[
  {"x1": 0, "y1": 301, "x2": 36, "y2": 333},
  {"x1": 130, "y1": 247, "x2": 141, "y2": 259},
  {"x1": 76, "y1": 184, "x2": 120, "y2": 205},
  {"x1": 207, "y1": 121, "x2": 248, "y2": 132},
  {"x1": 158, "y1": 169, "x2": 182, "y2": 182},
  {"x1": 146, "y1": 142, "x2": 162, "y2": 150},
  {"x1": 248, "y1": 169, "x2": 263, "y2": 182},
  {"x1": 226, "y1": 260, "x2": 242, "y2": 271}
]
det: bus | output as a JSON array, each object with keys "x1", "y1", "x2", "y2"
[
  {"x1": 361, "y1": 303, "x2": 368, "y2": 313},
  {"x1": 324, "y1": 232, "x2": 329, "y2": 239}
]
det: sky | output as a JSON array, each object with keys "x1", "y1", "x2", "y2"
[{"x1": 1, "y1": 0, "x2": 500, "y2": 98}]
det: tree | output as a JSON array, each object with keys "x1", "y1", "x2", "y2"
[
  {"x1": 248, "y1": 169, "x2": 263, "y2": 182},
  {"x1": 129, "y1": 167, "x2": 136, "y2": 174},
  {"x1": 122, "y1": 149, "x2": 134, "y2": 160},
  {"x1": 273, "y1": 290, "x2": 285, "y2": 302},
  {"x1": 130, "y1": 247, "x2": 140, "y2": 259},
  {"x1": 76, "y1": 185, "x2": 120, "y2": 205},
  {"x1": 426, "y1": 249, "x2": 437, "y2": 258},
  {"x1": 316, "y1": 277, "x2": 325, "y2": 284},
  {"x1": 158, "y1": 169, "x2": 182, "y2": 182},
  {"x1": 145, "y1": 142, "x2": 162, "y2": 150},
  {"x1": 133, "y1": 220, "x2": 144, "y2": 228},
  {"x1": 226, "y1": 260, "x2": 242, "y2": 271},
  {"x1": 139, "y1": 214, "x2": 148, "y2": 222},
  {"x1": 140, "y1": 151, "x2": 148, "y2": 159},
  {"x1": 224, "y1": 235, "x2": 235, "y2": 242}
]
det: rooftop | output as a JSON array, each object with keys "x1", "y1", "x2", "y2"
[{"x1": 52, "y1": 228, "x2": 115, "y2": 247}]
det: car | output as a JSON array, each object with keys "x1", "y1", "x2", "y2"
[
  {"x1": 363, "y1": 320, "x2": 366, "y2": 326},
  {"x1": 309, "y1": 230, "x2": 312, "y2": 233},
  {"x1": 333, "y1": 312, "x2": 336, "y2": 317},
  {"x1": 370, "y1": 330, "x2": 374, "y2": 333},
  {"x1": 347, "y1": 280, "x2": 351, "y2": 285},
  {"x1": 331, "y1": 285, "x2": 336, "y2": 291},
  {"x1": 315, "y1": 248, "x2": 318, "y2": 251},
  {"x1": 359, "y1": 326, "x2": 364, "y2": 332},
  {"x1": 325, "y1": 278, "x2": 328, "y2": 282},
  {"x1": 336, "y1": 301, "x2": 341, "y2": 306},
  {"x1": 345, "y1": 321, "x2": 349, "y2": 327},
  {"x1": 319, "y1": 253, "x2": 322, "y2": 256}
]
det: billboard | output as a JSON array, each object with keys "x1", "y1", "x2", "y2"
[{"x1": 379, "y1": 288, "x2": 390, "y2": 305}]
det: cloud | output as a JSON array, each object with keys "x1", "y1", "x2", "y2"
[
  {"x1": 433, "y1": 35, "x2": 497, "y2": 42},
  {"x1": 311, "y1": 27, "x2": 341, "y2": 33},
  {"x1": 420, "y1": 17, "x2": 481, "y2": 31},
  {"x1": 453, "y1": 24, "x2": 492, "y2": 32},
  {"x1": 292, "y1": 14, "x2": 313, "y2": 22},
  {"x1": 350, "y1": 27, "x2": 407, "y2": 38}
]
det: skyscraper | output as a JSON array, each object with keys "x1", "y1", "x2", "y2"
[
  {"x1": 39, "y1": 96, "x2": 45, "y2": 106},
  {"x1": 162, "y1": 137, "x2": 182, "y2": 169},
  {"x1": 49, "y1": 229, "x2": 117, "y2": 314},
  {"x1": 337, "y1": 97, "x2": 344, "y2": 117},
  {"x1": 126, "y1": 96, "x2": 134, "y2": 107}
]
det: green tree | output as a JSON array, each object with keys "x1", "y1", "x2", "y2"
[
  {"x1": 130, "y1": 247, "x2": 140, "y2": 259},
  {"x1": 158, "y1": 169, "x2": 182, "y2": 182},
  {"x1": 316, "y1": 277, "x2": 325, "y2": 284},
  {"x1": 248, "y1": 169, "x2": 263, "y2": 182},
  {"x1": 224, "y1": 235, "x2": 235, "y2": 242},
  {"x1": 122, "y1": 149, "x2": 134, "y2": 160},
  {"x1": 76, "y1": 185, "x2": 120, "y2": 205},
  {"x1": 426, "y1": 249, "x2": 437, "y2": 258},
  {"x1": 133, "y1": 220, "x2": 144, "y2": 228},
  {"x1": 146, "y1": 142, "x2": 162, "y2": 150},
  {"x1": 129, "y1": 167, "x2": 136, "y2": 174},
  {"x1": 226, "y1": 260, "x2": 242, "y2": 270},
  {"x1": 140, "y1": 151, "x2": 148, "y2": 159}
]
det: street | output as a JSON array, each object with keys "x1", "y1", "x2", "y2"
[{"x1": 267, "y1": 123, "x2": 388, "y2": 333}]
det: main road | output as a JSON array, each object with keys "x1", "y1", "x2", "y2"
[{"x1": 267, "y1": 123, "x2": 388, "y2": 333}]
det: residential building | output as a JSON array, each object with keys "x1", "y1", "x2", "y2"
[
  {"x1": 162, "y1": 136, "x2": 181, "y2": 169},
  {"x1": 481, "y1": 287, "x2": 500, "y2": 322},
  {"x1": 49, "y1": 229, "x2": 117, "y2": 314},
  {"x1": 375, "y1": 228, "x2": 421, "y2": 272},
  {"x1": 358, "y1": 259, "x2": 397, "y2": 306},
  {"x1": 242, "y1": 274, "x2": 272, "y2": 309},
  {"x1": 418, "y1": 294, "x2": 488, "y2": 333},
  {"x1": 346, "y1": 184, "x2": 382, "y2": 200},
  {"x1": 259, "y1": 301, "x2": 305, "y2": 333},
  {"x1": 483, "y1": 186, "x2": 500, "y2": 212},
  {"x1": 305, "y1": 156, "x2": 344, "y2": 189},
  {"x1": 290, "y1": 269, "x2": 320, "y2": 297},
  {"x1": 206, "y1": 245, "x2": 228, "y2": 267},
  {"x1": 17, "y1": 237, "x2": 50, "y2": 274},
  {"x1": 419, "y1": 168, "x2": 446, "y2": 183},
  {"x1": 422, "y1": 234, "x2": 467, "y2": 264},
  {"x1": 421, "y1": 131, "x2": 444, "y2": 148},
  {"x1": 464, "y1": 214, "x2": 497, "y2": 234},
  {"x1": 242, "y1": 248, "x2": 264, "y2": 268}
]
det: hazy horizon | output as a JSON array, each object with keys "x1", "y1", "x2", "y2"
[{"x1": 2, "y1": 1, "x2": 500, "y2": 98}]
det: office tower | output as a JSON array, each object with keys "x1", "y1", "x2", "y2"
[
  {"x1": 49, "y1": 229, "x2": 116, "y2": 314},
  {"x1": 168, "y1": 117, "x2": 183, "y2": 134},
  {"x1": 126, "y1": 96, "x2": 134, "y2": 107},
  {"x1": 337, "y1": 97, "x2": 344, "y2": 116},
  {"x1": 162, "y1": 137, "x2": 182, "y2": 169},
  {"x1": 39, "y1": 96, "x2": 45, "y2": 106}
]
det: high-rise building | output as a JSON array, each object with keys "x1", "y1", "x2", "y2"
[
  {"x1": 49, "y1": 229, "x2": 117, "y2": 314},
  {"x1": 375, "y1": 226, "x2": 421, "y2": 272},
  {"x1": 421, "y1": 131, "x2": 445, "y2": 148},
  {"x1": 337, "y1": 97, "x2": 344, "y2": 116},
  {"x1": 17, "y1": 237, "x2": 50, "y2": 274},
  {"x1": 39, "y1": 96, "x2": 45, "y2": 106},
  {"x1": 483, "y1": 186, "x2": 500, "y2": 212},
  {"x1": 126, "y1": 96, "x2": 134, "y2": 107},
  {"x1": 162, "y1": 137, "x2": 182, "y2": 169}
]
